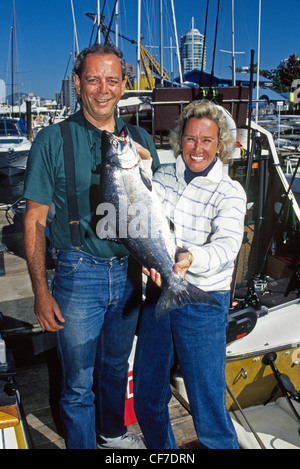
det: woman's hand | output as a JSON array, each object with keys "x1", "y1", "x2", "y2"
[
  {"x1": 142, "y1": 251, "x2": 193, "y2": 288},
  {"x1": 173, "y1": 251, "x2": 193, "y2": 278}
]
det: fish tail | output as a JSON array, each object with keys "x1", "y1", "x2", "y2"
[{"x1": 155, "y1": 280, "x2": 222, "y2": 320}]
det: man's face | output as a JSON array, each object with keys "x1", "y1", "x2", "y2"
[{"x1": 73, "y1": 53, "x2": 127, "y2": 129}]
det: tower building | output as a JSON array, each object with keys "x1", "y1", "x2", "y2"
[{"x1": 180, "y1": 18, "x2": 206, "y2": 76}]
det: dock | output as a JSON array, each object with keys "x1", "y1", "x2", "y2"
[{"x1": 0, "y1": 198, "x2": 201, "y2": 450}]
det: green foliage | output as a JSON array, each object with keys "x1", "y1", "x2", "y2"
[{"x1": 259, "y1": 54, "x2": 300, "y2": 92}]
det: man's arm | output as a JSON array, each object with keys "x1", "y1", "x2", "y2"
[{"x1": 24, "y1": 200, "x2": 65, "y2": 331}]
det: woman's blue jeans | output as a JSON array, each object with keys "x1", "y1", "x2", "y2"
[
  {"x1": 133, "y1": 285, "x2": 239, "y2": 449},
  {"x1": 53, "y1": 250, "x2": 141, "y2": 449}
]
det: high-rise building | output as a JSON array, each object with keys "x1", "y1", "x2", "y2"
[
  {"x1": 59, "y1": 75, "x2": 77, "y2": 113},
  {"x1": 180, "y1": 18, "x2": 206, "y2": 76},
  {"x1": 0, "y1": 79, "x2": 6, "y2": 104}
]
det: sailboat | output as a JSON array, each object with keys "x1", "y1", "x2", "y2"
[{"x1": 0, "y1": 1, "x2": 31, "y2": 178}]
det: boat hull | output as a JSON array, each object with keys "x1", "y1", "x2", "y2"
[
  {"x1": 171, "y1": 300, "x2": 300, "y2": 411},
  {"x1": 0, "y1": 150, "x2": 29, "y2": 177},
  {"x1": 226, "y1": 299, "x2": 300, "y2": 409}
]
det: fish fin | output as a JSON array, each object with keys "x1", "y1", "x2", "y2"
[
  {"x1": 119, "y1": 125, "x2": 129, "y2": 140},
  {"x1": 155, "y1": 280, "x2": 222, "y2": 320},
  {"x1": 139, "y1": 165, "x2": 152, "y2": 191}
]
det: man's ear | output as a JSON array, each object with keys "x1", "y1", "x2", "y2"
[{"x1": 73, "y1": 74, "x2": 81, "y2": 96}]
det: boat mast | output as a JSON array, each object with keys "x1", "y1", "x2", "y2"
[
  {"x1": 97, "y1": 0, "x2": 101, "y2": 44},
  {"x1": 231, "y1": 0, "x2": 236, "y2": 86},
  {"x1": 11, "y1": 24, "x2": 14, "y2": 113},
  {"x1": 137, "y1": 0, "x2": 141, "y2": 90},
  {"x1": 170, "y1": 0, "x2": 183, "y2": 85},
  {"x1": 11, "y1": 0, "x2": 21, "y2": 115},
  {"x1": 115, "y1": 0, "x2": 119, "y2": 48},
  {"x1": 220, "y1": 0, "x2": 244, "y2": 86},
  {"x1": 160, "y1": 0, "x2": 164, "y2": 87},
  {"x1": 255, "y1": 0, "x2": 261, "y2": 122},
  {"x1": 70, "y1": 0, "x2": 79, "y2": 55}
]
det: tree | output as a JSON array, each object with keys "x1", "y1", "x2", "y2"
[
  {"x1": 253, "y1": 55, "x2": 300, "y2": 93},
  {"x1": 277, "y1": 54, "x2": 300, "y2": 91}
]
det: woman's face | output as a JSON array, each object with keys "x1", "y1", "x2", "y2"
[{"x1": 181, "y1": 117, "x2": 222, "y2": 172}]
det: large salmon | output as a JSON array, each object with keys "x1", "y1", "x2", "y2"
[{"x1": 98, "y1": 126, "x2": 221, "y2": 318}]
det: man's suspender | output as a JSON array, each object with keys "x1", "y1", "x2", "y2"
[
  {"x1": 59, "y1": 120, "x2": 144, "y2": 250},
  {"x1": 59, "y1": 121, "x2": 82, "y2": 250}
]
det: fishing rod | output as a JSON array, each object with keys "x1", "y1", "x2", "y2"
[
  {"x1": 199, "y1": 0, "x2": 209, "y2": 88},
  {"x1": 209, "y1": 0, "x2": 220, "y2": 88},
  {"x1": 231, "y1": 49, "x2": 255, "y2": 302}
]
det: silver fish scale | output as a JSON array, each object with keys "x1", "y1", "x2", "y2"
[{"x1": 102, "y1": 151, "x2": 176, "y2": 284}]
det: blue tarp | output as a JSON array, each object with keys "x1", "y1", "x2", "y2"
[{"x1": 177, "y1": 69, "x2": 273, "y2": 87}]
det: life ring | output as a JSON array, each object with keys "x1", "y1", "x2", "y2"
[{"x1": 216, "y1": 104, "x2": 237, "y2": 142}]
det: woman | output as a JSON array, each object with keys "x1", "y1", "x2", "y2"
[{"x1": 133, "y1": 100, "x2": 246, "y2": 449}]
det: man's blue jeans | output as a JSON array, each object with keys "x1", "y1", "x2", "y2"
[
  {"x1": 133, "y1": 285, "x2": 239, "y2": 449},
  {"x1": 53, "y1": 250, "x2": 140, "y2": 449}
]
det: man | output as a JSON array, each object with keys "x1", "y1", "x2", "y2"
[{"x1": 23, "y1": 44, "x2": 159, "y2": 449}]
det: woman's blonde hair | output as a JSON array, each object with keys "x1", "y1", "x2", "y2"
[{"x1": 169, "y1": 100, "x2": 235, "y2": 163}]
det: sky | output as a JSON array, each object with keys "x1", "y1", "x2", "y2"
[{"x1": 0, "y1": 0, "x2": 299, "y2": 100}]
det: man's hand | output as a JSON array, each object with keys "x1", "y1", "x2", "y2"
[
  {"x1": 34, "y1": 290, "x2": 65, "y2": 332},
  {"x1": 134, "y1": 141, "x2": 151, "y2": 160}
]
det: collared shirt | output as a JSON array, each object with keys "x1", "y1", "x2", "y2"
[
  {"x1": 184, "y1": 158, "x2": 216, "y2": 184},
  {"x1": 153, "y1": 155, "x2": 246, "y2": 291}
]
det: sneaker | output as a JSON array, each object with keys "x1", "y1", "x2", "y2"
[{"x1": 97, "y1": 431, "x2": 146, "y2": 449}]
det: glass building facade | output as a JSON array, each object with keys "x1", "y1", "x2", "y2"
[{"x1": 180, "y1": 27, "x2": 206, "y2": 76}]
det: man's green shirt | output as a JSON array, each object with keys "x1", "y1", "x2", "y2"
[{"x1": 23, "y1": 110, "x2": 160, "y2": 258}]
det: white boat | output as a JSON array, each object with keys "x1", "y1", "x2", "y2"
[
  {"x1": 226, "y1": 299, "x2": 300, "y2": 449},
  {"x1": 171, "y1": 299, "x2": 300, "y2": 449},
  {"x1": 0, "y1": 118, "x2": 31, "y2": 177}
]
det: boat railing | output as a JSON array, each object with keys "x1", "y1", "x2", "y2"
[
  {"x1": 284, "y1": 154, "x2": 300, "y2": 177},
  {"x1": 251, "y1": 120, "x2": 300, "y2": 221}
]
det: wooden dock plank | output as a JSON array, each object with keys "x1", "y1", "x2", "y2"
[{"x1": 14, "y1": 358, "x2": 199, "y2": 449}]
